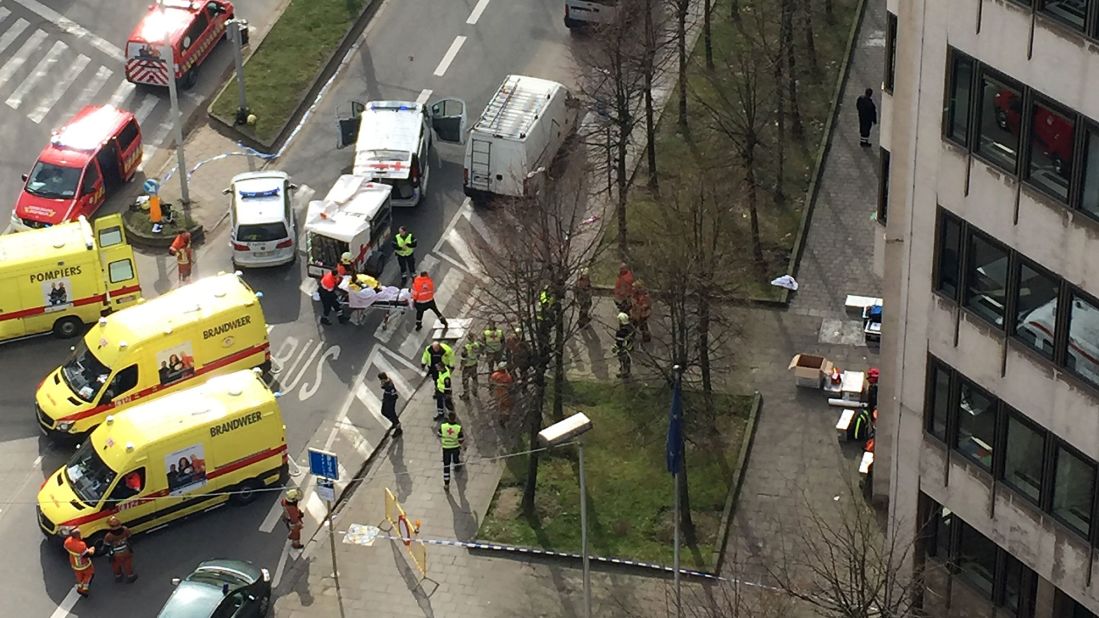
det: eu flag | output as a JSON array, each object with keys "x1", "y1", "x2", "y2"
[{"x1": 666, "y1": 375, "x2": 684, "y2": 475}]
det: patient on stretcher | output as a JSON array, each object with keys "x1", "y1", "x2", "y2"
[{"x1": 340, "y1": 275, "x2": 411, "y2": 309}]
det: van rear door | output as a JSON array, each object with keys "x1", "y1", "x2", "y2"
[{"x1": 93, "y1": 214, "x2": 141, "y2": 310}]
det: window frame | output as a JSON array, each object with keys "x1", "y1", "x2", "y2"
[
  {"x1": 884, "y1": 12, "x2": 897, "y2": 94},
  {"x1": 877, "y1": 148, "x2": 890, "y2": 225},
  {"x1": 932, "y1": 208, "x2": 963, "y2": 302},
  {"x1": 973, "y1": 67, "x2": 1026, "y2": 175},
  {"x1": 943, "y1": 49, "x2": 976, "y2": 148},
  {"x1": 953, "y1": 376, "x2": 999, "y2": 472},
  {"x1": 1063, "y1": 287, "x2": 1099, "y2": 389},
  {"x1": 1038, "y1": 0, "x2": 1090, "y2": 32},
  {"x1": 999, "y1": 409, "x2": 1048, "y2": 505},
  {"x1": 924, "y1": 355, "x2": 953, "y2": 444},
  {"x1": 1048, "y1": 439, "x2": 1098, "y2": 541},
  {"x1": 962, "y1": 228, "x2": 1011, "y2": 328},
  {"x1": 1023, "y1": 93, "x2": 1078, "y2": 204}
]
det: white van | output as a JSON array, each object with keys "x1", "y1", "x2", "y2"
[
  {"x1": 336, "y1": 100, "x2": 468, "y2": 207},
  {"x1": 564, "y1": 0, "x2": 619, "y2": 28},
  {"x1": 463, "y1": 75, "x2": 580, "y2": 203},
  {"x1": 226, "y1": 171, "x2": 298, "y2": 268}
]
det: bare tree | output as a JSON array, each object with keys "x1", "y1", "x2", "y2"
[
  {"x1": 769, "y1": 490, "x2": 927, "y2": 618},
  {"x1": 825, "y1": 0, "x2": 835, "y2": 24},
  {"x1": 800, "y1": 0, "x2": 820, "y2": 78},
  {"x1": 471, "y1": 171, "x2": 606, "y2": 515},
  {"x1": 704, "y1": 0, "x2": 715, "y2": 70},
  {"x1": 781, "y1": 0, "x2": 805, "y2": 140},
  {"x1": 642, "y1": 0, "x2": 665, "y2": 192},
  {"x1": 730, "y1": 0, "x2": 740, "y2": 22},
  {"x1": 669, "y1": 0, "x2": 692, "y2": 130}
]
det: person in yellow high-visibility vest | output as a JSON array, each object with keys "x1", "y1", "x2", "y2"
[
  {"x1": 392, "y1": 226, "x2": 417, "y2": 286},
  {"x1": 434, "y1": 364, "x2": 454, "y2": 422},
  {"x1": 439, "y1": 410, "x2": 465, "y2": 490}
]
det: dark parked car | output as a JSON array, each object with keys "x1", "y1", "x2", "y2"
[{"x1": 158, "y1": 559, "x2": 271, "y2": 618}]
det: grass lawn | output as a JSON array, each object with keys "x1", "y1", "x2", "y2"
[
  {"x1": 478, "y1": 380, "x2": 751, "y2": 570},
  {"x1": 210, "y1": 0, "x2": 367, "y2": 145},
  {"x1": 595, "y1": 0, "x2": 860, "y2": 301}
]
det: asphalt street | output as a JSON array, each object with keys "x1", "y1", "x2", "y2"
[
  {"x1": 0, "y1": 0, "x2": 589, "y2": 615},
  {"x1": 0, "y1": 0, "x2": 284, "y2": 230}
]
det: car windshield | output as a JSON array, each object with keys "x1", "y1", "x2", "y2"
[
  {"x1": 65, "y1": 440, "x2": 117, "y2": 506},
  {"x1": 25, "y1": 161, "x2": 81, "y2": 199},
  {"x1": 236, "y1": 222, "x2": 288, "y2": 243},
  {"x1": 61, "y1": 341, "x2": 112, "y2": 403}
]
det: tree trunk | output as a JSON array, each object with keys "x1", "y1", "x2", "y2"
[
  {"x1": 704, "y1": 0, "x2": 714, "y2": 70},
  {"x1": 782, "y1": 0, "x2": 804, "y2": 140},
  {"x1": 773, "y1": 55, "x2": 787, "y2": 204},
  {"x1": 825, "y1": 0, "x2": 835, "y2": 24},
  {"x1": 746, "y1": 152, "x2": 764, "y2": 266},
  {"x1": 677, "y1": 2, "x2": 688, "y2": 130},
  {"x1": 730, "y1": 0, "x2": 740, "y2": 22},
  {"x1": 616, "y1": 89, "x2": 630, "y2": 260},
  {"x1": 678, "y1": 456, "x2": 695, "y2": 540},
  {"x1": 801, "y1": 0, "x2": 819, "y2": 78},
  {"x1": 644, "y1": 0, "x2": 659, "y2": 192},
  {"x1": 697, "y1": 292, "x2": 714, "y2": 418},
  {"x1": 551, "y1": 300, "x2": 566, "y2": 423},
  {"x1": 521, "y1": 380, "x2": 545, "y2": 515}
]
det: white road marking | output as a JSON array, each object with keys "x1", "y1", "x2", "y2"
[
  {"x1": 432, "y1": 198, "x2": 472, "y2": 252},
  {"x1": 54, "y1": 64, "x2": 109, "y2": 122},
  {"x1": 467, "y1": 0, "x2": 491, "y2": 24},
  {"x1": 48, "y1": 588, "x2": 80, "y2": 618},
  {"x1": 304, "y1": 493, "x2": 327, "y2": 523},
  {"x1": 0, "y1": 29, "x2": 46, "y2": 91},
  {"x1": 282, "y1": 341, "x2": 323, "y2": 391},
  {"x1": 108, "y1": 80, "x2": 136, "y2": 109},
  {"x1": 133, "y1": 93, "x2": 159, "y2": 125},
  {"x1": 271, "y1": 540, "x2": 291, "y2": 588},
  {"x1": 32, "y1": 455, "x2": 42, "y2": 467},
  {"x1": 7, "y1": 38, "x2": 66, "y2": 110},
  {"x1": 433, "y1": 36, "x2": 466, "y2": 77},
  {"x1": 27, "y1": 53, "x2": 87, "y2": 123},
  {"x1": 10, "y1": 0, "x2": 123, "y2": 58},
  {"x1": 0, "y1": 18, "x2": 29, "y2": 59},
  {"x1": 258, "y1": 497, "x2": 284, "y2": 533},
  {"x1": 337, "y1": 417, "x2": 377, "y2": 458},
  {"x1": 436, "y1": 250, "x2": 471, "y2": 274},
  {"x1": 0, "y1": 8, "x2": 10, "y2": 23},
  {"x1": 443, "y1": 228, "x2": 480, "y2": 274},
  {"x1": 377, "y1": 346, "x2": 422, "y2": 378},
  {"x1": 415, "y1": 88, "x2": 432, "y2": 105}
]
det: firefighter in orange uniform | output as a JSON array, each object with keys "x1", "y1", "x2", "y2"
[
  {"x1": 63, "y1": 528, "x2": 96, "y2": 597},
  {"x1": 282, "y1": 488, "x2": 305, "y2": 549},
  {"x1": 411, "y1": 270, "x2": 448, "y2": 332},
  {"x1": 104, "y1": 515, "x2": 137, "y2": 583}
]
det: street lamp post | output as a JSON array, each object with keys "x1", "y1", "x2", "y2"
[
  {"x1": 538, "y1": 413, "x2": 594, "y2": 618},
  {"x1": 157, "y1": 0, "x2": 189, "y2": 204},
  {"x1": 227, "y1": 18, "x2": 251, "y2": 125}
]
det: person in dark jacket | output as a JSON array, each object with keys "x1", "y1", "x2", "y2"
[
  {"x1": 857, "y1": 88, "x2": 877, "y2": 147},
  {"x1": 378, "y1": 372, "x2": 402, "y2": 437}
]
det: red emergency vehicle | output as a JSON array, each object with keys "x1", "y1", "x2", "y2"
[
  {"x1": 11, "y1": 105, "x2": 143, "y2": 231},
  {"x1": 124, "y1": 0, "x2": 235, "y2": 89}
]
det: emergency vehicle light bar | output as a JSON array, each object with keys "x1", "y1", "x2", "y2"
[
  {"x1": 238, "y1": 188, "x2": 281, "y2": 199},
  {"x1": 368, "y1": 103, "x2": 415, "y2": 112}
]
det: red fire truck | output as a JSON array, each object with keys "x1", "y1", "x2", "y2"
[
  {"x1": 124, "y1": 0, "x2": 235, "y2": 89},
  {"x1": 11, "y1": 106, "x2": 143, "y2": 231}
]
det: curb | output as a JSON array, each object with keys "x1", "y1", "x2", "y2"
[
  {"x1": 712, "y1": 390, "x2": 763, "y2": 576},
  {"x1": 206, "y1": 0, "x2": 383, "y2": 152},
  {"x1": 783, "y1": 0, "x2": 872, "y2": 302}
]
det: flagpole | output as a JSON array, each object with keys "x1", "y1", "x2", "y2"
[{"x1": 672, "y1": 365, "x2": 682, "y2": 617}]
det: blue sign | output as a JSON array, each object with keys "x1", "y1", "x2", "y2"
[
  {"x1": 308, "y1": 448, "x2": 339, "y2": 481},
  {"x1": 143, "y1": 178, "x2": 160, "y2": 195}
]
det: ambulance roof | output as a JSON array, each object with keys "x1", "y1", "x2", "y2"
[
  {"x1": 473, "y1": 75, "x2": 564, "y2": 142},
  {"x1": 0, "y1": 218, "x2": 92, "y2": 267},
  {"x1": 130, "y1": 1, "x2": 199, "y2": 45},
  {"x1": 91, "y1": 370, "x2": 274, "y2": 469},
  {"x1": 353, "y1": 101, "x2": 421, "y2": 179},
  {"x1": 39, "y1": 105, "x2": 134, "y2": 167},
  {"x1": 85, "y1": 273, "x2": 260, "y2": 367},
  {"x1": 304, "y1": 175, "x2": 391, "y2": 243},
  {"x1": 231, "y1": 171, "x2": 289, "y2": 226}
]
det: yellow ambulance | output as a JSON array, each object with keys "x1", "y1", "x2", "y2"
[
  {"x1": 0, "y1": 214, "x2": 141, "y2": 342},
  {"x1": 35, "y1": 272, "x2": 270, "y2": 440},
  {"x1": 36, "y1": 369, "x2": 287, "y2": 545}
]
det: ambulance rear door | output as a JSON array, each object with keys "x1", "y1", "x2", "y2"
[{"x1": 93, "y1": 215, "x2": 141, "y2": 311}]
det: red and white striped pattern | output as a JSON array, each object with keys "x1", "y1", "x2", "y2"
[{"x1": 125, "y1": 57, "x2": 168, "y2": 85}]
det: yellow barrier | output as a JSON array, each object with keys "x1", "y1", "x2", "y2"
[{"x1": 385, "y1": 488, "x2": 427, "y2": 576}]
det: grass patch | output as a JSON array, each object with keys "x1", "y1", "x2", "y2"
[
  {"x1": 596, "y1": 0, "x2": 860, "y2": 301},
  {"x1": 479, "y1": 380, "x2": 751, "y2": 569},
  {"x1": 210, "y1": 0, "x2": 367, "y2": 144}
]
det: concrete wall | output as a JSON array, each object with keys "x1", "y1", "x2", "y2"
[{"x1": 878, "y1": 0, "x2": 1099, "y2": 614}]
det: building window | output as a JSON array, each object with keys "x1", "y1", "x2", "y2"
[
  {"x1": 1080, "y1": 126, "x2": 1099, "y2": 221},
  {"x1": 884, "y1": 13, "x2": 897, "y2": 93},
  {"x1": 935, "y1": 210, "x2": 963, "y2": 300},
  {"x1": 1041, "y1": 0, "x2": 1088, "y2": 31},
  {"x1": 1066, "y1": 293, "x2": 1099, "y2": 388},
  {"x1": 955, "y1": 380, "x2": 996, "y2": 470},
  {"x1": 980, "y1": 73, "x2": 1023, "y2": 172},
  {"x1": 926, "y1": 360, "x2": 951, "y2": 442},
  {"x1": 1051, "y1": 443, "x2": 1096, "y2": 538},
  {"x1": 956, "y1": 521, "x2": 998, "y2": 597},
  {"x1": 877, "y1": 149, "x2": 890, "y2": 225},
  {"x1": 946, "y1": 52, "x2": 975, "y2": 145},
  {"x1": 1027, "y1": 99, "x2": 1075, "y2": 201},
  {"x1": 1002, "y1": 412, "x2": 1046, "y2": 503},
  {"x1": 964, "y1": 233, "x2": 1009, "y2": 326},
  {"x1": 1013, "y1": 260, "x2": 1059, "y2": 360}
]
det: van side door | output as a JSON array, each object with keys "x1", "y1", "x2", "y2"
[
  {"x1": 335, "y1": 100, "x2": 365, "y2": 149},
  {"x1": 93, "y1": 214, "x2": 142, "y2": 310},
  {"x1": 106, "y1": 466, "x2": 157, "y2": 532},
  {"x1": 77, "y1": 160, "x2": 106, "y2": 218},
  {"x1": 115, "y1": 119, "x2": 142, "y2": 182},
  {"x1": 428, "y1": 99, "x2": 467, "y2": 144}
]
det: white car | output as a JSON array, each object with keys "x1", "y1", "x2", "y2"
[
  {"x1": 226, "y1": 171, "x2": 298, "y2": 268},
  {"x1": 564, "y1": 0, "x2": 618, "y2": 28}
]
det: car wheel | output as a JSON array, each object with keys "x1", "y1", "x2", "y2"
[
  {"x1": 181, "y1": 67, "x2": 198, "y2": 90},
  {"x1": 53, "y1": 316, "x2": 83, "y2": 339},
  {"x1": 230, "y1": 479, "x2": 262, "y2": 506}
]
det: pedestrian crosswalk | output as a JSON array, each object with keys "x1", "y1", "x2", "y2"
[{"x1": 0, "y1": 4, "x2": 191, "y2": 166}]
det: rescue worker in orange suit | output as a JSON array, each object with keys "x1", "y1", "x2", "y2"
[
  {"x1": 282, "y1": 488, "x2": 305, "y2": 549},
  {"x1": 629, "y1": 280, "x2": 653, "y2": 344},
  {"x1": 489, "y1": 362, "x2": 514, "y2": 425},
  {"x1": 411, "y1": 270, "x2": 448, "y2": 332},
  {"x1": 318, "y1": 270, "x2": 347, "y2": 326},
  {"x1": 104, "y1": 516, "x2": 137, "y2": 583},
  {"x1": 613, "y1": 262, "x2": 634, "y2": 312},
  {"x1": 168, "y1": 231, "x2": 193, "y2": 285},
  {"x1": 64, "y1": 528, "x2": 96, "y2": 597}
]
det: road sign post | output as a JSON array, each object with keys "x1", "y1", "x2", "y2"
[{"x1": 307, "y1": 449, "x2": 345, "y2": 618}]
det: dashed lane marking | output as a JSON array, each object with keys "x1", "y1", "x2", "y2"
[
  {"x1": 29, "y1": 52, "x2": 90, "y2": 123},
  {"x1": 0, "y1": 28, "x2": 46, "y2": 91},
  {"x1": 10, "y1": 0, "x2": 123, "y2": 58},
  {"x1": 433, "y1": 35, "x2": 466, "y2": 77},
  {"x1": 416, "y1": 88, "x2": 432, "y2": 105},
  {"x1": 467, "y1": 0, "x2": 491, "y2": 24},
  {"x1": 6, "y1": 38, "x2": 65, "y2": 110},
  {"x1": 48, "y1": 588, "x2": 80, "y2": 618}
]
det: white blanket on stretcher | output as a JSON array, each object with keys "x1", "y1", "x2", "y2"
[{"x1": 339, "y1": 282, "x2": 411, "y2": 309}]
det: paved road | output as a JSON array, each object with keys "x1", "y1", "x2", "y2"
[
  {"x1": 0, "y1": 0, "x2": 585, "y2": 615},
  {"x1": 0, "y1": 0, "x2": 284, "y2": 230}
]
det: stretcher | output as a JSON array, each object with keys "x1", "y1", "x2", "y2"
[{"x1": 338, "y1": 276, "x2": 411, "y2": 329}]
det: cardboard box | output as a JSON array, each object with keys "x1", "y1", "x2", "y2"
[{"x1": 788, "y1": 354, "x2": 834, "y2": 389}]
